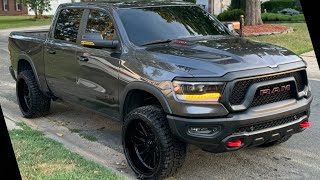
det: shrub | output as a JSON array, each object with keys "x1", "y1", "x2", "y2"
[
  {"x1": 217, "y1": 9, "x2": 245, "y2": 21},
  {"x1": 228, "y1": 0, "x2": 246, "y2": 11},
  {"x1": 290, "y1": 14, "x2": 305, "y2": 21},
  {"x1": 261, "y1": 13, "x2": 305, "y2": 21},
  {"x1": 261, "y1": 0, "x2": 301, "y2": 13}
]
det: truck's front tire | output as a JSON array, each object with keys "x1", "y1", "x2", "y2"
[
  {"x1": 122, "y1": 105, "x2": 186, "y2": 180},
  {"x1": 16, "y1": 70, "x2": 51, "y2": 118}
]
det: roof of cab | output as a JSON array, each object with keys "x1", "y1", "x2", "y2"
[{"x1": 59, "y1": 1, "x2": 194, "y2": 9}]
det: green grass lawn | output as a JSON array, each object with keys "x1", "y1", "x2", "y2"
[
  {"x1": 247, "y1": 23, "x2": 313, "y2": 55},
  {"x1": 0, "y1": 16, "x2": 52, "y2": 29},
  {"x1": 10, "y1": 123, "x2": 123, "y2": 180}
]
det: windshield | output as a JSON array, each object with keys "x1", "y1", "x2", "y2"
[{"x1": 117, "y1": 6, "x2": 229, "y2": 46}]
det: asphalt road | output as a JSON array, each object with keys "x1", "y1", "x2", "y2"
[{"x1": 1, "y1": 28, "x2": 320, "y2": 180}]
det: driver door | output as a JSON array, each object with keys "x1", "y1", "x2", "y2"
[{"x1": 75, "y1": 9, "x2": 121, "y2": 119}]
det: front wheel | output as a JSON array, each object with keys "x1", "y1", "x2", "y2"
[{"x1": 122, "y1": 105, "x2": 186, "y2": 179}]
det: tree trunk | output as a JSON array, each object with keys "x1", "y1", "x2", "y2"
[
  {"x1": 35, "y1": 7, "x2": 38, "y2": 19},
  {"x1": 39, "y1": 9, "x2": 43, "y2": 19},
  {"x1": 245, "y1": 0, "x2": 263, "y2": 26}
]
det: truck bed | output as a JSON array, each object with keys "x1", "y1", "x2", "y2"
[
  {"x1": 10, "y1": 29, "x2": 49, "y2": 40},
  {"x1": 8, "y1": 29, "x2": 49, "y2": 79}
]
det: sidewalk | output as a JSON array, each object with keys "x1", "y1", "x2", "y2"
[
  {"x1": 4, "y1": 116, "x2": 21, "y2": 130},
  {"x1": 300, "y1": 51, "x2": 320, "y2": 80}
]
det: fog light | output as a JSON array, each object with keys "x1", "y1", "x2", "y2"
[{"x1": 188, "y1": 127, "x2": 219, "y2": 135}]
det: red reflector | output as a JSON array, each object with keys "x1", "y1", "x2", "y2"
[
  {"x1": 174, "y1": 40, "x2": 188, "y2": 45},
  {"x1": 227, "y1": 140, "x2": 242, "y2": 148},
  {"x1": 300, "y1": 121, "x2": 310, "y2": 129}
]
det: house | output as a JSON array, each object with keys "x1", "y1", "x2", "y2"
[
  {"x1": 196, "y1": 0, "x2": 231, "y2": 15},
  {"x1": 196, "y1": 0, "x2": 270, "y2": 15},
  {"x1": 28, "y1": 0, "x2": 81, "y2": 16},
  {"x1": 0, "y1": 0, "x2": 28, "y2": 15}
]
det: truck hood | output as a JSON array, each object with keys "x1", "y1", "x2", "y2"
[{"x1": 138, "y1": 36, "x2": 303, "y2": 77}]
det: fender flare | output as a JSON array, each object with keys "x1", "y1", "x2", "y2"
[
  {"x1": 119, "y1": 81, "x2": 172, "y2": 120},
  {"x1": 17, "y1": 54, "x2": 42, "y2": 90}
]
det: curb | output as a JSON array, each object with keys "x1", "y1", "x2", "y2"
[
  {"x1": 264, "y1": 21, "x2": 305, "y2": 24},
  {"x1": 244, "y1": 27, "x2": 294, "y2": 37}
]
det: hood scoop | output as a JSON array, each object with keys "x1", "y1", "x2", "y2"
[{"x1": 147, "y1": 46, "x2": 235, "y2": 63}]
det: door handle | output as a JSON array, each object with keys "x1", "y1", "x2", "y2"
[
  {"x1": 77, "y1": 56, "x2": 89, "y2": 62},
  {"x1": 46, "y1": 48, "x2": 56, "y2": 54}
]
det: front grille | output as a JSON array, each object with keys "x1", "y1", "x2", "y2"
[
  {"x1": 235, "y1": 112, "x2": 307, "y2": 133},
  {"x1": 230, "y1": 70, "x2": 306, "y2": 105},
  {"x1": 250, "y1": 82, "x2": 294, "y2": 107}
]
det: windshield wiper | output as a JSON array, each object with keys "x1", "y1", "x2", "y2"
[{"x1": 141, "y1": 39, "x2": 173, "y2": 46}]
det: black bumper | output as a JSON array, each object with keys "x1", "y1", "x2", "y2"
[{"x1": 167, "y1": 97, "x2": 312, "y2": 153}]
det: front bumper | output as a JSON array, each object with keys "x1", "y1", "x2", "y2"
[{"x1": 167, "y1": 96, "x2": 312, "y2": 153}]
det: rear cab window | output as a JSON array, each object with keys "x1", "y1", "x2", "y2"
[{"x1": 54, "y1": 8, "x2": 84, "y2": 42}]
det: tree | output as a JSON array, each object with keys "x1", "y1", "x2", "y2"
[
  {"x1": 24, "y1": 0, "x2": 52, "y2": 19},
  {"x1": 294, "y1": 0, "x2": 302, "y2": 12},
  {"x1": 245, "y1": 0, "x2": 262, "y2": 26}
]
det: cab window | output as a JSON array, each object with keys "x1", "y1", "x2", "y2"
[
  {"x1": 54, "y1": 8, "x2": 84, "y2": 42},
  {"x1": 85, "y1": 9, "x2": 116, "y2": 40}
]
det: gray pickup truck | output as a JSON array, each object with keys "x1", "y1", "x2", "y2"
[{"x1": 9, "y1": 2, "x2": 312, "y2": 179}]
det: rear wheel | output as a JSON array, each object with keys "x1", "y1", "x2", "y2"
[
  {"x1": 17, "y1": 70, "x2": 51, "y2": 118},
  {"x1": 259, "y1": 135, "x2": 292, "y2": 147},
  {"x1": 123, "y1": 105, "x2": 186, "y2": 179}
]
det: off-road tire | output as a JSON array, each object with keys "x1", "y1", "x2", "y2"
[
  {"x1": 123, "y1": 105, "x2": 186, "y2": 180},
  {"x1": 16, "y1": 70, "x2": 51, "y2": 118},
  {"x1": 259, "y1": 135, "x2": 292, "y2": 147}
]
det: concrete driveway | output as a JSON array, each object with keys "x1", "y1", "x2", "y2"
[{"x1": 1, "y1": 27, "x2": 320, "y2": 180}]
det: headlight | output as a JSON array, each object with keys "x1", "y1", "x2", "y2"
[{"x1": 172, "y1": 81, "x2": 225, "y2": 102}]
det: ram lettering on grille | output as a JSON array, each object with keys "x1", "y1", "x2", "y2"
[{"x1": 259, "y1": 84, "x2": 291, "y2": 96}]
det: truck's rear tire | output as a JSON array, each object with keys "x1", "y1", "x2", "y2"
[
  {"x1": 259, "y1": 135, "x2": 292, "y2": 147},
  {"x1": 122, "y1": 105, "x2": 186, "y2": 180},
  {"x1": 16, "y1": 70, "x2": 51, "y2": 118}
]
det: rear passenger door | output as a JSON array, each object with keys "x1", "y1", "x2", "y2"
[
  {"x1": 44, "y1": 8, "x2": 85, "y2": 101},
  {"x1": 75, "y1": 9, "x2": 121, "y2": 119}
]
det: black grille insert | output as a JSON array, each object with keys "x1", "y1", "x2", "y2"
[
  {"x1": 230, "y1": 70, "x2": 306, "y2": 105},
  {"x1": 235, "y1": 112, "x2": 307, "y2": 133}
]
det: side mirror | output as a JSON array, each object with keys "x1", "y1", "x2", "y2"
[{"x1": 81, "y1": 33, "x2": 119, "y2": 49}]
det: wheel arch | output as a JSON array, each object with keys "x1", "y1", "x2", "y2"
[
  {"x1": 16, "y1": 54, "x2": 42, "y2": 89},
  {"x1": 120, "y1": 81, "x2": 172, "y2": 121}
]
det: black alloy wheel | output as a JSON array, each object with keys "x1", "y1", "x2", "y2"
[
  {"x1": 126, "y1": 119, "x2": 161, "y2": 174},
  {"x1": 123, "y1": 105, "x2": 186, "y2": 180}
]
